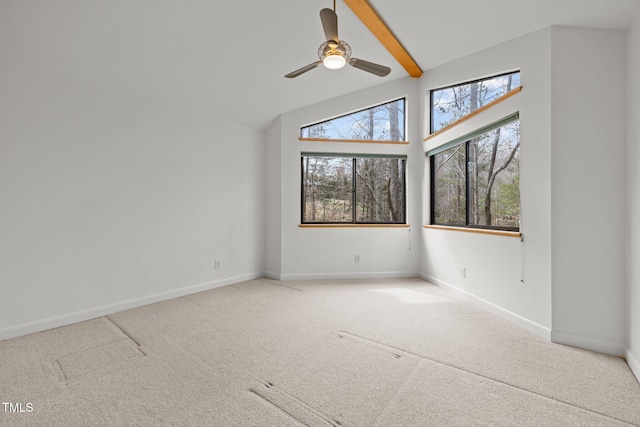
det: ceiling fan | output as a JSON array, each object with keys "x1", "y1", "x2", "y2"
[{"x1": 285, "y1": 3, "x2": 391, "y2": 78}]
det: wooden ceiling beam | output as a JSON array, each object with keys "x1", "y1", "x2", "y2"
[{"x1": 343, "y1": 0, "x2": 423, "y2": 78}]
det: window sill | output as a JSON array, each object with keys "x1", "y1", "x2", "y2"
[
  {"x1": 300, "y1": 224, "x2": 410, "y2": 228},
  {"x1": 424, "y1": 224, "x2": 521, "y2": 238},
  {"x1": 299, "y1": 137, "x2": 409, "y2": 145}
]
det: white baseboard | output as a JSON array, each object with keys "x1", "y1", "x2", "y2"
[
  {"x1": 420, "y1": 273, "x2": 552, "y2": 341},
  {"x1": 626, "y1": 347, "x2": 640, "y2": 383},
  {"x1": 0, "y1": 272, "x2": 263, "y2": 342},
  {"x1": 550, "y1": 330, "x2": 627, "y2": 357},
  {"x1": 280, "y1": 271, "x2": 419, "y2": 281},
  {"x1": 263, "y1": 271, "x2": 282, "y2": 280}
]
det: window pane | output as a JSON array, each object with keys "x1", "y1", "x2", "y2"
[
  {"x1": 467, "y1": 120, "x2": 520, "y2": 229},
  {"x1": 301, "y1": 98, "x2": 405, "y2": 141},
  {"x1": 355, "y1": 158, "x2": 405, "y2": 223},
  {"x1": 431, "y1": 72, "x2": 520, "y2": 133},
  {"x1": 302, "y1": 157, "x2": 353, "y2": 223},
  {"x1": 432, "y1": 145, "x2": 466, "y2": 225}
]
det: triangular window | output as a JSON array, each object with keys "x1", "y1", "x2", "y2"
[{"x1": 301, "y1": 98, "x2": 405, "y2": 142}]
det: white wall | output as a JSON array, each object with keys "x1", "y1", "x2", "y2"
[
  {"x1": 550, "y1": 27, "x2": 628, "y2": 355},
  {"x1": 265, "y1": 118, "x2": 282, "y2": 278},
  {"x1": 0, "y1": 54, "x2": 265, "y2": 340},
  {"x1": 420, "y1": 28, "x2": 554, "y2": 338},
  {"x1": 270, "y1": 78, "x2": 421, "y2": 280},
  {"x1": 627, "y1": 11, "x2": 640, "y2": 379}
]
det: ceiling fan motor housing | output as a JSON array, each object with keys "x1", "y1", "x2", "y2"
[{"x1": 318, "y1": 40, "x2": 351, "y2": 62}]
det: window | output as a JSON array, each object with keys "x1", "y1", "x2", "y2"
[
  {"x1": 301, "y1": 154, "x2": 406, "y2": 224},
  {"x1": 430, "y1": 72, "x2": 520, "y2": 133},
  {"x1": 301, "y1": 98, "x2": 406, "y2": 141},
  {"x1": 430, "y1": 116, "x2": 520, "y2": 231}
]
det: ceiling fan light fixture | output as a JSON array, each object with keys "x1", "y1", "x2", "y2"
[
  {"x1": 323, "y1": 53, "x2": 346, "y2": 69},
  {"x1": 318, "y1": 40, "x2": 351, "y2": 70}
]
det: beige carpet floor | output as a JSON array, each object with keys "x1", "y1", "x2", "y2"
[{"x1": 1, "y1": 277, "x2": 639, "y2": 426}]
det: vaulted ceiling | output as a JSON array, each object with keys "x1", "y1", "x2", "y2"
[{"x1": 1, "y1": 0, "x2": 638, "y2": 130}]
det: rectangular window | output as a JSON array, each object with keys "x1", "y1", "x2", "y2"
[
  {"x1": 301, "y1": 98, "x2": 406, "y2": 141},
  {"x1": 432, "y1": 145, "x2": 466, "y2": 226},
  {"x1": 431, "y1": 72, "x2": 520, "y2": 133},
  {"x1": 302, "y1": 154, "x2": 406, "y2": 224},
  {"x1": 430, "y1": 117, "x2": 520, "y2": 231}
]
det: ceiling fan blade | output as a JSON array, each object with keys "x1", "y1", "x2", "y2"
[
  {"x1": 348, "y1": 58, "x2": 391, "y2": 77},
  {"x1": 320, "y1": 8, "x2": 339, "y2": 42},
  {"x1": 285, "y1": 61, "x2": 322, "y2": 78}
]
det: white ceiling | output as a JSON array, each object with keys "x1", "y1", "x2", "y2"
[{"x1": 1, "y1": 0, "x2": 639, "y2": 130}]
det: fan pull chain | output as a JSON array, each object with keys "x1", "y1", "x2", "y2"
[{"x1": 520, "y1": 236, "x2": 525, "y2": 283}]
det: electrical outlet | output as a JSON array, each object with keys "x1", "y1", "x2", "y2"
[
  {"x1": 214, "y1": 260, "x2": 221, "y2": 270},
  {"x1": 354, "y1": 254, "x2": 360, "y2": 263},
  {"x1": 460, "y1": 267, "x2": 466, "y2": 278}
]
